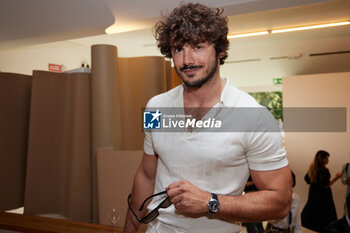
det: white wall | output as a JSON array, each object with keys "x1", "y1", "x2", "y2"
[
  {"x1": 0, "y1": 29, "x2": 162, "y2": 75},
  {"x1": 221, "y1": 33, "x2": 350, "y2": 87},
  {"x1": 0, "y1": 41, "x2": 91, "y2": 75},
  {"x1": 283, "y1": 72, "x2": 350, "y2": 219}
]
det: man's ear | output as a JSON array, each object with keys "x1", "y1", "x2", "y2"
[
  {"x1": 218, "y1": 51, "x2": 225, "y2": 59},
  {"x1": 217, "y1": 52, "x2": 225, "y2": 65}
]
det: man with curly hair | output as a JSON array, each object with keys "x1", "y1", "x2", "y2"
[{"x1": 124, "y1": 3, "x2": 292, "y2": 233}]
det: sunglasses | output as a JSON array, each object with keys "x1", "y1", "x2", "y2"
[{"x1": 127, "y1": 191, "x2": 172, "y2": 224}]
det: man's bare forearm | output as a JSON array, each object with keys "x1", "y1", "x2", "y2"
[
  {"x1": 166, "y1": 166, "x2": 292, "y2": 223},
  {"x1": 217, "y1": 189, "x2": 291, "y2": 222},
  {"x1": 123, "y1": 174, "x2": 154, "y2": 232},
  {"x1": 123, "y1": 154, "x2": 158, "y2": 233}
]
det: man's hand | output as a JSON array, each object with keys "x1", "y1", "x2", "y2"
[
  {"x1": 166, "y1": 180, "x2": 211, "y2": 215},
  {"x1": 336, "y1": 171, "x2": 344, "y2": 179}
]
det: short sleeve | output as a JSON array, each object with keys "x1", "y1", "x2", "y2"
[
  {"x1": 143, "y1": 129, "x2": 154, "y2": 155},
  {"x1": 244, "y1": 132, "x2": 288, "y2": 171},
  {"x1": 143, "y1": 98, "x2": 156, "y2": 155}
]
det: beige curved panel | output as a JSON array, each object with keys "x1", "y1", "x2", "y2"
[
  {"x1": 91, "y1": 44, "x2": 122, "y2": 151},
  {"x1": 91, "y1": 44, "x2": 123, "y2": 222},
  {"x1": 118, "y1": 56, "x2": 167, "y2": 150},
  {"x1": 164, "y1": 61, "x2": 182, "y2": 91},
  {"x1": 165, "y1": 60, "x2": 172, "y2": 91},
  {"x1": 24, "y1": 71, "x2": 91, "y2": 222},
  {"x1": 96, "y1": 149, "x2": 145, "y2": 230},
  {"x1": 171, "y1": 67, "x2": 182, "y2": 89},
  {"x1": 0, "y1": 73, "x2": 32, "y2": 211}
]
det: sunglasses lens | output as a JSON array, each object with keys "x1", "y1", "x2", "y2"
[
  {"x1": 142, "y1": 210, "x2": 159, "y2": 224},
  {"x1": 141, "y1": 197, "x2": 171, "y2": 223},
  {"x1": 160, "y1": 197, "x2": 171, "y2": 208},
  {"x1": 129, "y1": 191, "x2": 171, "y2": 224}
]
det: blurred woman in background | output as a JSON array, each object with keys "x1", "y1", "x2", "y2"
[{"x1": 301, "y1": 150, "x2": 343, "y2": 232}]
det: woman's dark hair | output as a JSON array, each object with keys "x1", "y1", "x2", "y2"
[
  {"x1": 155, "y1": 3, "x2": 229, "y2": 65},
  {"x1": 308, "y1": 150, "x2": 330, "y2": 183}
]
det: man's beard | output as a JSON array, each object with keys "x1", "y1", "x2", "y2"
[{"x1": 175, "y1": 56, "x2": 219, "y2": 89}]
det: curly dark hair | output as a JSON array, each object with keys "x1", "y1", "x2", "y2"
[{"x1": 155, "y1": 3, "x2": 229, "y2": 65}]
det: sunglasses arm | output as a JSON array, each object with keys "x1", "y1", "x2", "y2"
[{"x1": 139, "y1": 191, "x2": 167, "y2": 211}]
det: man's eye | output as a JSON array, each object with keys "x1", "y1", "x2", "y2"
[
  {"x1": 174, "y1": 48, "x2": 182, "y2": 52},
  {"x1": 195, "y1": 45, "x2": 203, "y2": 50}
]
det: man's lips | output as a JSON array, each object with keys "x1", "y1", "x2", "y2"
[{"x1": 180, "y1": 65, "x2": 203, "y2": 76}]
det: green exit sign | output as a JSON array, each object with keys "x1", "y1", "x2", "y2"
[{"x1": 273, "y1": 78, "x2": 282, "y2": 85}]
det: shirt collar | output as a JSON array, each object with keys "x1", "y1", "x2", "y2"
[
  {"x1": 169, "y1": 77, "x2": 236, "y2": 108},
  {"x1": 167, "y1": 83, "x2": 184, "y2": 107},
  {"x1": 219, "y1": 77, "x2": 237, "y2": 107}
]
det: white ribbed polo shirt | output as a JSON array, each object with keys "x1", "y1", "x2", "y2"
[{"x1": 143, "y1": 78, "x2": 288, "y2": 233}]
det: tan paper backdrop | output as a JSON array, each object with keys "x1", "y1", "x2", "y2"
[
  {"x1": 170, "y1": 66, "x2": 182, "y2": 90},
  {"x1": 96, "y1": 149, "x2": 144, "y2": 230},
  {"x1": 118, "y1": 57, "x2": 168, "y2": 150},
  {"x1": 0, "y1": 73, "x2": 32, "y2": 211},
  {"x1": 90, "y1": 47, "x2": 174, "y2": 222},
  {"x1": 0, "y1": 45, "x2": 182, "y2": 225},
  {"x1": 91, "y1": 44, "x2": 123, "y2": 151},
  {"x1": 91, "y1": 44, "x2": 123, "y2": 222},
  {"x1": 24, "y1": 71, "x2": 91, "y2": 222}
]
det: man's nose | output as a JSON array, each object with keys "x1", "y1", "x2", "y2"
[{"x1": 183, "y1": 48, "x2": 195, "y2": 65}]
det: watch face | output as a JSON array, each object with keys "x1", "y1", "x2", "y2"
[
  {"x1": 208, "y1": 193, "x2": 220, "y2": 215},
  {"x1": 209, "y1": 200, "x2": 220, "y2": 212}
]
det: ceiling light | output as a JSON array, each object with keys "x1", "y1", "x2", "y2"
[
  {"x1": 227, "y1": 20, "x2": 350, "y2": 39},
  {"x1": 271, "y1": 21, "x2": 350, "y2": 34},
  {"x1": 227, "y1": 31, "x2": 269, "y2": 39}
]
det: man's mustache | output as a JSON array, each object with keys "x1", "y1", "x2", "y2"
[{"x1": 180, "y1": 65, "x2": 203, "y2": 72}]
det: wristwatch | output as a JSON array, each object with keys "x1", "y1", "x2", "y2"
[{"x1": 207, "y1": 193, "x2": 220, "y2": 215}]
